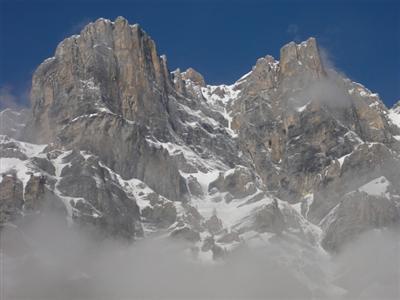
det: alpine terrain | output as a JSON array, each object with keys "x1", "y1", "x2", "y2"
[{"x1": 1, "y1": 17, "x2": 399, "y2": 299}]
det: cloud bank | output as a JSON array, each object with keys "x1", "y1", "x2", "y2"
[{"x1": 1, "y1": 212, "x2": 399, "y2": 300}]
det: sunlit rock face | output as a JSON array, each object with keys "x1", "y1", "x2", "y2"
[
  {"x1": 0, "y1": 174, "x2": 24, "y2": 223},
  {"x1": 229, "y1": 37, "x2": 398, "y2": 203},
  {"x1": 1, "y1": 16, "x2": 399, "y2": 260},
  {"x1": 24, "y1": 17, "x2": 188, "y2": 203},
  {"x1": 28, "y1": 17, "x2": 171, "y2": 143}
]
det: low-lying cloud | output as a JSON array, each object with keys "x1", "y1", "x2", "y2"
[
  {"x1": 333, "y1": 229, "x2": 400, "y2": 299},
  {"x1": 1, "y1": 213, "x2": 312, "y2": 300},
  {"x1": 0, "y1": 85, "x2": 30, "y2": 110},
  {"x1": 1, "y1": 212, "x2": 399, "y2": 300},
  {"x1": 296, "y1": 76, "x2": 353, "y2": 108}
]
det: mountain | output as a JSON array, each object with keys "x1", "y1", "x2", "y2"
[{"x1": 1, "y1": 17, "x2": 399, "y2": 298}]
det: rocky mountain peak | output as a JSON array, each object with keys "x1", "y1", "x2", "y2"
[
  {"x1": 279, "y1": 37, "x2": 325, "y2": 77},
  {"x1": 243, "y1": 55, "x2": 280, "y2": 92},
  {"x1": 255, "y1": 54, "x2": 277, "y2": 66},
  {"x1": 29, "y1": 16, "x2": 172, "y2": 144},
  {"x1": 23, "y1": 17, "x2": 194, "y2": 204},
  {"x1": 181, "y1": 67, "x2": 206, "y2": 87},
  {"x1": 115, "y1": 15, "x2": 129, "y2": 26}
]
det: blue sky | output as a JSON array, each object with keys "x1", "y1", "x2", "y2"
[{"x1": 0, "y1": 0, "x2": 399, "y2": 107}]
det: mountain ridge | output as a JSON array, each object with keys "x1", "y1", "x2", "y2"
[{"x1": 1, "y1": 16, "x2": 400, "y2": 298}]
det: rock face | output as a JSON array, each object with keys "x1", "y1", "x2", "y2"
[
  {"x1": 25, "y1": 17, "x2": 187, "y2": 202},
  {"x1": 309, "y1": 143, "x2": 400, "y2": 225},
  {"x1": 208, "y1": 166, "x2": 259, "y2": 199},
  {"x1": 279, "y1": 38, "x2": 325, "y2": 78},
  {"x1": 321, "y1": 191, "x2": 399, "y2": 252},
  {"x1": 0, "y1": 174, "x2": 23, "y2": 223},
  {"x1": 27, "y1": 17, "x2": 171, "y2": 143},
  {"x1": 1, "y1": 17, "x2": 399, "y2": 256},
  {"x1": 24, "y1": 175, "x2": 53, "y2": 210},
  {"x1": 181, "y1": 68, "x2": 206, "y2": 87},
  {"x1": 57, "y1": 150, "x2": 142, "y2": 238},
  {"x1": 252, "y1": 200, "x2": 286, "y2": 234}
]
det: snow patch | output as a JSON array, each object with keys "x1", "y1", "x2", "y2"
[
  {"x1": 388, "y1": 108, "x2": 400, "y2": 128},
  {"x1": 358, "y1": 176, "x2": 390, "y2": 197},
  {"x1": 337, "y1": 152, "x2": 353, "y2": 168},
  {"x1": 296, "y1": 102, "x2": 310, "y2": 113}
]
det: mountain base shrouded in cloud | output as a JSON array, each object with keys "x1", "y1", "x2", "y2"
[
  {"x1": 1, "y1": 17, "x2": 400, "y2": 299},
  {"x1": 2, "y1": 211, "x2": 399, "y2": 299}
]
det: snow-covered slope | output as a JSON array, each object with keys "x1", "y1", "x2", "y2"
[{"x1": 388, "y1": 101, "x2": 400, "y2": 128}]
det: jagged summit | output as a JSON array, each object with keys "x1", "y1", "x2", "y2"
[
  {"x1": 40, "y1": 17, "x2": 326, "y2": 97},
  {"x1": 279, "y1": 37, "x2": 324, "y2": 75},
  {"x1": 29, "y1": 16, "x2": 172, "y2": 145},
  {"x1": 181, "y1": 67, "x2": 206, "y2": 87}
]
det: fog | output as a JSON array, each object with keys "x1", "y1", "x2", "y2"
[
  {"x1": 1, "y1": 213, "x2": 312, "y2": 300},
  {"x1": 295, "y1": 76, "x2": 353, "y2": 109},
  {"x1": 287, "y1": 43, "x2": 356, "y2": 113},
  {"x1": 1, "y1": 212, "x2": 399, "y2": 300},
  {"x1": 333, "y1": 229, "x2": 400, "y2": 299}
]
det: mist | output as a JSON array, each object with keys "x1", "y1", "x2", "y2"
[
  {"x1": 333, "y1": 229, "x2": 400, "y2": 299},
  {"x1": 284, "y1": 42, "x2": 358, "y2": 114},
  {"x1": 298, "y1": 76, "x2": 353, "y2": 108},
  {"x1": 1, "y1": 211, "x2": 399, "y2": 300},
  {"x1": 1, "y1": 212, "x2": 312, "y2": 300}
]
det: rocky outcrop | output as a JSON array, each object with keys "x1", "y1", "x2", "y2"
[
  {"x1": 250, "y1": 200, "x2": 286, "y2": 234},
  {"x1": 203, "y1": 214, "x2": 223, "y2": 235},
  {"x1": 181, "y1": 68, "x2": 206, "y2": 87},
  {"x1": 0, "y1": 174, "x2": 23, "y2": 223},
  {"x1": 309, "y1": 143, "x2": 400, "y2": 225},
  {"x1": 170, "y1": 226, "x2": 201, "y2": 242},
  {"x1": 57, "y1": 151, "x2": 142, "y2": 239},
  {"x1": 24, "y1": 175, "x2": 58, "y2": 210},
  {"x1": 279, "y1": 37, "x2": 325, "y2": 78},
  {"x1": 0, "y1": 135, "x2": 29, "y2": 160},
  {"x1": 209, "y1": 166, "x2": 259, "y2": 199},
  {"x1": 321, "y1": 191, "x2": 399, "y2": 252},
  {"x1": 186, "y1": 175, "x2": 203, "y2": 197},
  {"x1": 141, "y1": 194, "x2": 177, "y2": 228},
  {"x1": 0, "y1": 134, "x2": 144, "y2": 239}
]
